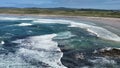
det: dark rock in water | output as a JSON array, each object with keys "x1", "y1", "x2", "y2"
[
  {"x1": 93, "y1": 47, "x2": 120, "y2": 58},
  {"x1": 74, "y1": 53, "x2": 85, "y2": 60},
  {"x1": 58, "y1": 45, "x2": 93, "y2": 68}
]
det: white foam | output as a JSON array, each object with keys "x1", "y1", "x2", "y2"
[
  {"x1": 33, "y1": 19, "x2": 120, "y2": 42},
  {"x1": 16, "y1": 23, "x2": 32, "y2": 26},
  {"x1": 54, "y1": 31, "x2": 75, "y2": 39},
  {"x1": 81, "y1": 66, "x2": 89, "y2": 68},
  {"x1": 0, "y1": 17, "x2": 19, "y2": 20},
  {"x1": 1, "y1": 16, "x2": 120, "y2": 42},
  {"x1": 0, "y1": 41, "x2": 5, "y2": 45},
  {"x1": 89, "y1": 57, "x2": 116, "y2": 64},
  {"x1": 100, "y1": 47, "x2": 120, "y2": 52},
  {"x1": 89, "y1": 57, "x2": 117, "y2": 67},
  {"x1": 34, "y1": 19, "x2": 70, "y2": 24},
  {"x1": 70, "y1": 22, "x2": 120, "y2": 42},
  {"x1": 0, "y1": 17, "x2": 34, "y2": 21},
  {"x1": 0, "y1": 53, "x2": 37, "y2": 68},
  {"x1": 13, "y1": 34, "x2": 67, "y2": 68}
]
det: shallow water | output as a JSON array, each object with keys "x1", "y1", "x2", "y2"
[{"x1": 0, "y1": 16, "x2": 120, "y2": 68}]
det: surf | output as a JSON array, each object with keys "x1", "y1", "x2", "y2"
[
  {"x1": 12, "y1": 34, "x2": 67, "y2": 68},
  {"x1": 33, "y1": 19, "x2": 120, "y2": 42},
  {"x1": 1, "y1": 16, "x2": 120, "y2": 42}
]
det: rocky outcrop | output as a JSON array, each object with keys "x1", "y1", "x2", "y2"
[{"x1": 93, "y1": 47, "x2": 120, "y2": 58}]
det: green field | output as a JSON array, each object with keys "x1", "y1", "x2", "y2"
[{"x1": 0, "y1": 7, "x2": 120, "y2": 18}]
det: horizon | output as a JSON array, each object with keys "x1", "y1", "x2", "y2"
[
  {"x1": 0, "y1": 7, "x2": 119, "y2": 11},
  {"x1": 0, "y1": 0, "x2": 120, "y2": 10}
]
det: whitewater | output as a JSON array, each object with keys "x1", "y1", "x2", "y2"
[
  {"x1": 33, "y1": 19, "x2": 120, "y2": 42},
  {"x1": 1, "y1": 17, "x2": 120, "y2": 42},
  {"x1": 12, "y1": 34, "x2": 66, "y2": 68},
  {"x1": 0, "y1": 16, "x2": 120, "y2": 68}
]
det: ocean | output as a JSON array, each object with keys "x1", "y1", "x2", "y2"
[{"x1": 0, "y1": 16, "x2": 120, "y2": 68}]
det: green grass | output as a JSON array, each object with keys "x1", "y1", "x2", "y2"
[{"x1": 0, "y1": 8, "x2": 120, "y2": 18}]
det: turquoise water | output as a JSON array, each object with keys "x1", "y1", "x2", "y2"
[{"x1": 0, "y1": 16, "x2": 120, "y2": 68}]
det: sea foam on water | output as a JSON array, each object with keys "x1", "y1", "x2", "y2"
[
  {"x1": 33, "y1": 19, "x2": 120, "y2": 42},
  {"x1": 12, "y1": 34, "x2": 67, "y2": 68}
]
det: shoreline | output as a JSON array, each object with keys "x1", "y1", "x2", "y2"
[{"x1": 0, "y1": 13, "x2": 120, "y2": 35}]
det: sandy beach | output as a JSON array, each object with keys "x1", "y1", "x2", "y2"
[
  {"x1": 0, "y1": 14, "x2": 120, "y2": 34},
  {"x1": 1, "y1": 14, "x2": 120, "y2": 28}
]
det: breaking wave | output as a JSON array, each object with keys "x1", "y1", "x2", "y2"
[
  {"x1": 1, "y1": 16, "x2": 120, "y2": 41},
  {"x1": 0, "y1": 16, "x2": 120, "y2": 68},
  {"x1": 12, "y1": 34, "x2": 67, "y2": 68},
  {"x1": 15, "y1": 23, "x2": 33, "y2": 26},
  {"x1": 0, "y1": 17, "x2": 34, "y2": 21},
  {"x1": 33, "y1": 19, "x2": 120, "y2": 42}
]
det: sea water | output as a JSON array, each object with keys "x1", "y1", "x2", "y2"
[{"x1": 0, "y1": 16, "x2": 120, "y2": 68}]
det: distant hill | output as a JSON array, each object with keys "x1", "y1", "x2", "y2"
[{"x1": 0, "y1": 7, "x2": 120, "y2": 18}]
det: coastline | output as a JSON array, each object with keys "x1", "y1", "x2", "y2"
[
  {"x1": 0, "y1": 14, "x2": 120, "y2": 68},
  {"x1": 0, "y1": 14, "x2": 120, "y2": 28},
  {"x1": 0, "y1": 13, "x2": 120, "y2": 35}
]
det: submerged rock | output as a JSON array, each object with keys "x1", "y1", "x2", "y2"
[
  {"x1": 75, "y1": 53, "x2": 85, "y2": 60},
  {"x1": 58, "y1": 45, "x2": 93, "y2": 68},
  {"x1": 93, "y1": 47, "x2": 120, "y2": 58}
]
